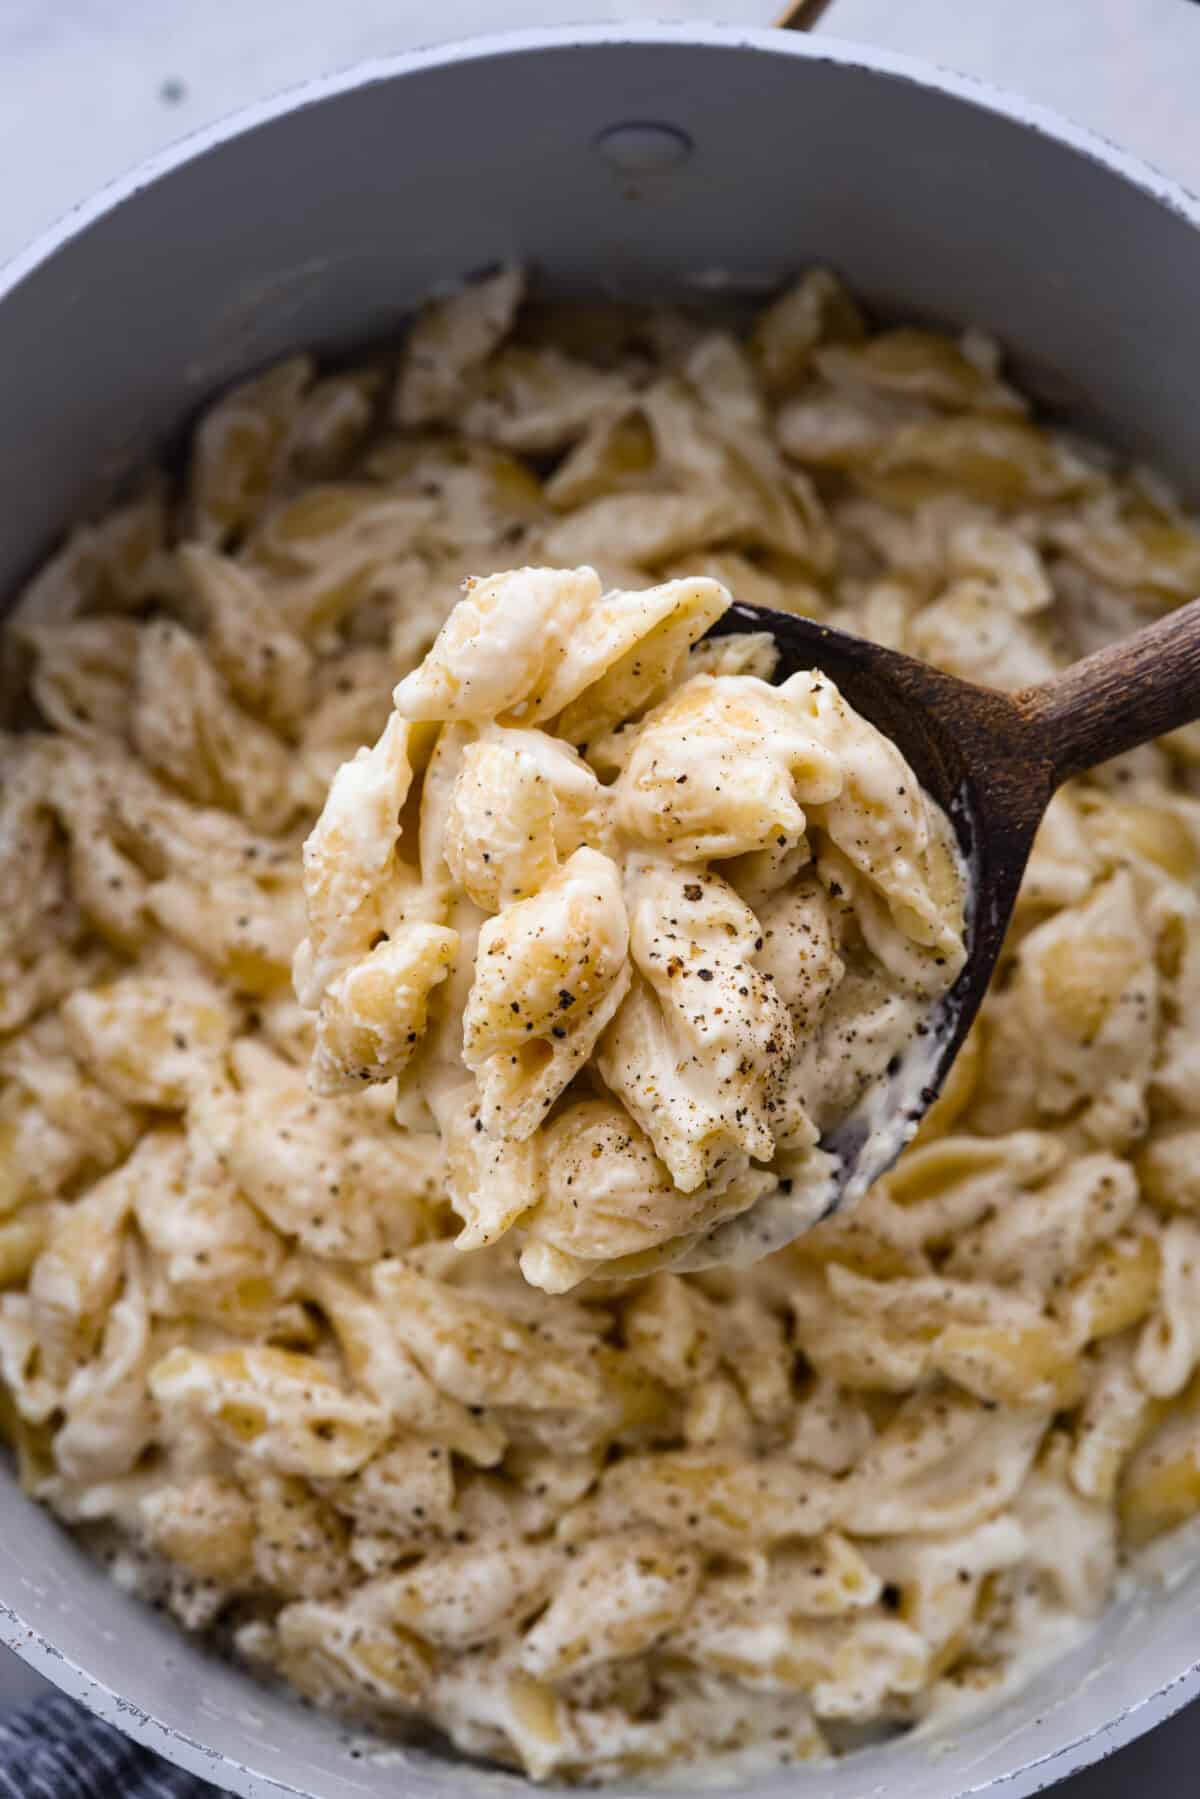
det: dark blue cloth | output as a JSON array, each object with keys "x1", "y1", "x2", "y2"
[{"x1": 0, "y1": 1692, "x2": 227, "y2": 1798}]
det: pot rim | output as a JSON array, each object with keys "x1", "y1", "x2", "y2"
[
  {"x1": 2, "y1": 20, "x2": 1200, "y2": 1796},
  {"x1": 3, "y1": 17, "x2": 1199, "y2": 311}
]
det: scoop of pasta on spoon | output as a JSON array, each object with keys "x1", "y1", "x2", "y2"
[{"x1": 295, "y1": 566, "x2": 1200, "y2": 1287}]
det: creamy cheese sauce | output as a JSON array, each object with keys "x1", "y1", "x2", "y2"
[
  {"x1": 298, "y1": 567, "x2": 967, "y2": 1289},
  {"x1": 2, "y1": 265, "x2": 1200, "y2": 1785}
]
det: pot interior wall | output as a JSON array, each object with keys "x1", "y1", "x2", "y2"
[
  {"x1": 2, "y1": 30, "x2": 1199, "y2": 1799},
  {"x1": 5, "y1": 33, "x2": 1200, "y2": 604}
]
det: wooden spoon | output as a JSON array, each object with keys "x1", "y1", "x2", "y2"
[{"x1": 708, "y1": 596, "x2": 1200, "y2": 1224}]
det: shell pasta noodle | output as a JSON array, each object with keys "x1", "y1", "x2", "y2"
[
  {"x1": 1, "y1": 264, "x2": 1200, "y2": 1782},
  {"x1": 296, "y1": 564, "x2": 967, "y2": 1290}
]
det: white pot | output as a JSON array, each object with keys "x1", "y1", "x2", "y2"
[{"x1": 2, "y1": 24, "x2": 1199, "y2": 1796}]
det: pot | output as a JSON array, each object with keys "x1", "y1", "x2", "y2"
[{"x1": 2, "y1": 23, "x2": 1200, "y2": 1798}]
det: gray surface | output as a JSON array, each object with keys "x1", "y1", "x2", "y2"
[
  {"x1": 813, "y1": 0, "x2": 1200, "y2": 195},
  {"x1": 4, "y1": 0, "x2": 1200, "y2": 272},
  {"x1": 1, "y1": 2, "x2": 1200, "y2": 1795},
  {"x1": 0, "y1": 1648, "x2": 47, "y2": 1711},
  {"x1": 4, "y1": 28, "x2": 1200, "y2": 1799},
  {"x1": 8, "y1": 26, "x2": 1200, "y2": 606},
  {"x1": 0, "y1": 0, "x2": 781, "y2": 267}
]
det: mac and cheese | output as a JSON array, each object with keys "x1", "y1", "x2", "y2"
[
  {"x1": 296, "y1": 565, "x2": 966, "y2": 1288},
  {"x1": 1, "y1": 266, "x2": 1199, "y2": 1782}
]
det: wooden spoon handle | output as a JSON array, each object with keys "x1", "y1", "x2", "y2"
[{"x1": 1014, "y1": 595, "x2": 1200, "y2": 785}]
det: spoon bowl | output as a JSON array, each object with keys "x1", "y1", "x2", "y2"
[{"x1": 707, "y1": 594, "x2": 1200, "y2": 1223}]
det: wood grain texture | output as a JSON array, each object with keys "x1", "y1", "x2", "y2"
[
  {"x1": 719, "y1": 595, "x2": 1200, "y2": 1200},
  {"x1": 1016, "y1": 599, "x2": 1200, "y2": 782}
]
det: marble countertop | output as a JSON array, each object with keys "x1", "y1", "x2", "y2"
[{"x1": 2, "y1": 0, "x2": 1198, "y2": 1790}]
